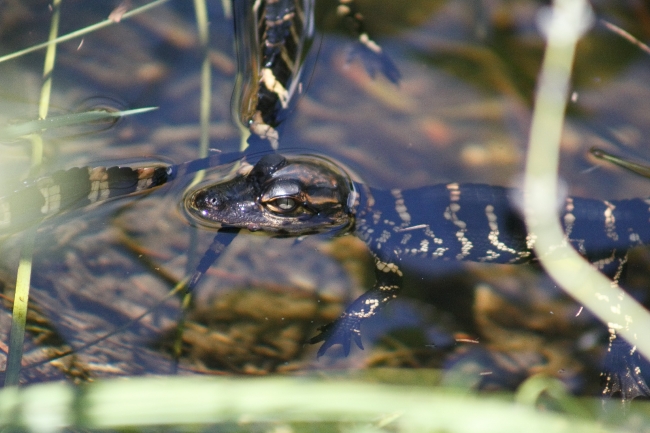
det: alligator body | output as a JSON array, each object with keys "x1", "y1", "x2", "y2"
[
  {"x1": 184, "y1": 153, "x2": 645, "y2": 360},
  {"x1": 3, "y1": 151, "x2": 649, "y2": 397}
]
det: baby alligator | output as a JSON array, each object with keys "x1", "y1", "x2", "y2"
[
  {"x1": 183, "y1": 153, "x2": 650, "y2": 355},
  {"x1": 184, "y1": 152, "x2": 650, "y2": 398},
  {"x1": 3, "y1": 152, "x2": 648, "y2": 396}
]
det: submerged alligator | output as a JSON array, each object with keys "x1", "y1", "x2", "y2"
[
  {"x1": 232, "y1": 0, "x2": 399, "y2": 150},
  {"x1": 2, "y1": 150, "x2": 650, "y2": 397}
]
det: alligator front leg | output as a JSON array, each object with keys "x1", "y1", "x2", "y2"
[
  {"x1": 310, "y1": 252, "x2": 403, "y2": 357},
  {"x1": 593, "y1": 253, "x2": 650, "y2": 400},
  {"x1": 186, "y1": 227, "x2": 241, "y2": 291},
  {"x1": 602, "y1": 334, "x2": 650, "y2": 400}
]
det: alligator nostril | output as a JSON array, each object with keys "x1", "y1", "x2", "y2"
[{"x1": 193, "y1": 190, "x2": 220, "y2": 208}]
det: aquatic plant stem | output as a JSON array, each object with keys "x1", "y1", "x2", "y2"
[
  {"x1": 0, "y1": 376, "x2": 625, "y2": 432},
  {"x1": 523, "y1": 0, "x2": 650, "y2": 361},
  {"x1": 0, "y1": 107, "x2": 158, "y2": 141},
  {"x1": 0, "y1": 0, "x2": 171, "y2": 64},
  {"x1": 4, "y1": 0, "x2": 62, "y2": 386},
  {"x1": 172, "y1": 0, "x2": 213, "y2": 366},
  {"x1": 191, "y1": 0, "x2": 212, "y2": 185},
  {"x1": 4, "y1": 229, "x2": 36, "y2": 386}
]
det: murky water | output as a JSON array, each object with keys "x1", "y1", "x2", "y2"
[{"x1": 1, "y1": 0, "x2": 650, "y2": 396}]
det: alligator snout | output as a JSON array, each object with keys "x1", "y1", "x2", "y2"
[{"x1": 192, "y1": 189, "x2": 222, "y2": 210}]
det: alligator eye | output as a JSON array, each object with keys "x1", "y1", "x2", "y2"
[{"x1": 266, "y1": 197, "x2": 298, "y2": 214}]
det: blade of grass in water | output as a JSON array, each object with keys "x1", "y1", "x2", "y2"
[
  {"x1": 0, "y1": 376, "x2": 630, "y2": 432},
  {"x1": 4, "y1": 211, "x2": 37, "y2": 387},
  {"x1": 4, "y1": 0, "x2": 62, "y2": 386},
  {"x1": 0, "y1": 107, "x2": 158, "y2": 141},
  {"x1": 523, "y1": 0, "x2": 650, "y2": 362},
  {"x1": 0, "y1": 0, "x2": 171, "y2": 64},
  {"x1": 590, "y1": 147, "x2": 650, "y2": 179},
  {"x1": 173, "y1": 0, "x2": 213, "y2": 366},
  {"x1": 191, "y1": 0, "x2": 212, "y2": 181}
]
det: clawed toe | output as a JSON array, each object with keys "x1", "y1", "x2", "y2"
[{"x1": 309, "y1": 318, "x2": 365, "y2": 357}]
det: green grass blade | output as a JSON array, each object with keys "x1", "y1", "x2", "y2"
[
  {"x1": 523, "y1": 0, "x2": 650, "y2": 361},
  {"x1": 4, "y1": 228, "x2": 37, "y2": 386},
  {"x1": 0, "y1": 107, "x2": 158, "y2": 141},
  {"x1": 590, "y1": 147, "x2": 650, "y2": 179},
  {"x1": 0, "y1": 0, "x2": 171, "y2": 64},
  {"x1": 189, "y1": 0, "x2": 211, "y2": 187},
  {"x1": 4, "y1": 0, "x2": 62, "y2": 387},
  {"x1": 173, "y1": 0, "x2": 213, "y2": 365},
  {"x1": 0, "y1": 376, "x2": 634, "y2": 432}
]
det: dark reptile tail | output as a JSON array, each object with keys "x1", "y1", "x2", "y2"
[{"x1": 0, "y1": 163, "x2": 173, "y2": 235}]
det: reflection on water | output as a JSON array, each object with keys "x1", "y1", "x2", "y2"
[{"x1": 0, "y1": 0, "x2": 650, "y2": 401}]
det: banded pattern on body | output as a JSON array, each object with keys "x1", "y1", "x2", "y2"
[
  {"x1": 0, "y1": 164, "x2": 173, "y2": 234},
  {"x1": 314, "y1": 183, "x2": 650, "y2": 355},
  {"x1": 5, "y1": 152, "x2": 649, "y2": 396},
  {"x1": 185, "y1": 154, "x2": 650, "y2": 366},
  {"x1": 232, "y1": 0, "x2": 315, "y2": 149},
  {"x1": 358, "y1": 184, "x2": 650, "y2": 266},
  {"x1": 232, "y1": 0, "x2": 399, "y2": 150}
]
